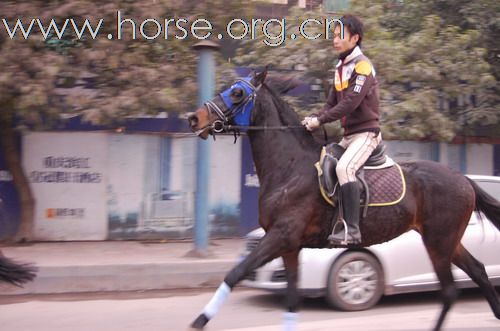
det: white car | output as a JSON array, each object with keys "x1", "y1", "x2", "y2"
[{"x1": 241, "y1": 175, "x2": 500, "y2": 311}]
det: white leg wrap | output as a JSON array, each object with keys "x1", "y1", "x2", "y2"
[
  {"x1": 202, "y1": 282, "x2": 231, "y2": 319},
  {"x1": 282, "y1": 312, "x2": 298, "y2": 331}
]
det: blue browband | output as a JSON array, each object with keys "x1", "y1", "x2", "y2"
[{"x1": 204, "y1": 76, "x2": 257, "y2": 128}]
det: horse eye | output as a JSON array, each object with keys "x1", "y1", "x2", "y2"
[{"x1": 230, "y1": 88, "x2": 245, "y2": 103}]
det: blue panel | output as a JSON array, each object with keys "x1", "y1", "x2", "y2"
[
  {"x1": 430, "y1": 142, "x2": 440, "y2": 162},
  {"x1": 494, "y1": 145, "x2": 500, "y2": 176},
  {"x1": 460, "y1": 144, "x2": 467, "y2": 173},
  {"x1": 57, "y1": 115, "x2": 192, "y2": 134},
  {"x1": 0, "y1": 151, "x2": 21, "y2": 239},
  {"x1": 160, "y1": 137, "x2": 171, "y2": 193}
]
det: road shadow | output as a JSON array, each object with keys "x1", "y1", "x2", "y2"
[{"x1": 241, "y1": 287, "x2": 492, "y2": 312}]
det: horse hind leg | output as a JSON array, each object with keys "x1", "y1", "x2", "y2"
[
  {"x1": 452, "y1": 244, "x2": 500, "y2": 319},
  {"x1": 189, "y1": 231, "x2": 283, "y2": 330}
]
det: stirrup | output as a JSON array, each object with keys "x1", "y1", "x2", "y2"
[{"x1": 328, "y1": 218, "x2": 349, "y2": 244}]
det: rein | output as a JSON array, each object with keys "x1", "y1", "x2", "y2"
[
  {"x1": 208, "y1": 121, "x2": 305, "y2": 143},
  {"x1": 215, "y1": 122, "x2": 304, "y2": 132}
]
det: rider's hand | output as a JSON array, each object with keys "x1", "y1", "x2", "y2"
[
  {"x1": 301, "y1": 116, "x2": 312, "y2": 126},
  {"x1": 302, "y1": 116, "x2": 321, "y2": 131}
]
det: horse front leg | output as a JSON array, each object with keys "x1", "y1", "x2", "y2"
[
  {"x1": 422, "y1": 239, "x2": 458, "y2": 331},
  {"x1": 189, "y1": 232, "x2": 283, "y2": 330},
  {"x1": 282, "y1": 250, "x2": 301, "y2": 331}
]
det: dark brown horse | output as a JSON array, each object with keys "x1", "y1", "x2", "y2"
[
  {"x1": 187, "y1": 69, "x2": 500, "y2": 331},
  {"x1": 0, "y1": 249, "x2": 36, "y2": 286}
]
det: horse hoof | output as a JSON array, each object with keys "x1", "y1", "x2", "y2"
[{"x1": 190, "y1": 313, "x2": 209, "y2": 329}]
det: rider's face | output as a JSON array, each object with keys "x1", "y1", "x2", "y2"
[{"x1": 333, "y1": 25, "x2": 359, "y2": 54}]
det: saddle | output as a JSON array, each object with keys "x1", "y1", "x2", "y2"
[{"x1": 315, "y1": 143, "x2": 406, "y2": 217}]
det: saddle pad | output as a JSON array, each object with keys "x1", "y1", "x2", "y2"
[{"x1": 363, "y1": 164, "x2": 406, "y2": 206}]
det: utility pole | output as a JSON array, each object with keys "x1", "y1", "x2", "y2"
[{"x1": 191, "y1": 40, "x2": 220, "y2": 256}]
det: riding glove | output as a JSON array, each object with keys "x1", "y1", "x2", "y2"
[{"x1": 301, "y1": 116, "x2": 321, "y2": 131}]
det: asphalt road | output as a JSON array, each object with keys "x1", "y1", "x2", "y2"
[{"x1": 0, "y1": 288, "x2": 498, "y2": 331}]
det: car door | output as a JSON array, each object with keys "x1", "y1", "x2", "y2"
[{"x1": 372, "y1": 231, "x2": 439, "y2": 294}]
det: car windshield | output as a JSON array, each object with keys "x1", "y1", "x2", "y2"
[{"x1": 475, "y1": 180, "x2": 500, "y2": 198}]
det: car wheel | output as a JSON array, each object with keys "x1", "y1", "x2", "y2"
[{"x1": 326, "y1": 251, "x2": 384, "y2": 311}]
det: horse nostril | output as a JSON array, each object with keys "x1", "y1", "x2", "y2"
[{"x1": 188, "y1": 115, "x2": 199, "y2": 127}]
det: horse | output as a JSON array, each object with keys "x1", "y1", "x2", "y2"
[
  {"x1": 0, "y1": 249, "x2": 37, "y2": 287},
  {"x1": 187, "y1": 68, "x2": 500, "y2": 331}
]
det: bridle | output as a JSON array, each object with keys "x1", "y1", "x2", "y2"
[
  {"x1": 201, "y1": 77, "x2": 304, "y2": 140},
  {"x1": 204, "y1": 78, "x2": 258, "y2": 134}
]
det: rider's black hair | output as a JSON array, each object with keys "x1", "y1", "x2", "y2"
[{"x1": 335, "y1": 14, "x2": 364, "y2": 47}]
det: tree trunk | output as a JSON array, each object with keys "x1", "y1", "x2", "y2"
[{"x1": 0, "y1": 115, "x2": 35, "y2": 242}]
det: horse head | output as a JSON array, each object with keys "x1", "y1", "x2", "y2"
[{"x1": 188, "y1": 68, "x2": 268, "y2": 139}]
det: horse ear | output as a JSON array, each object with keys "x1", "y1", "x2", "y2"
[{"x1": 253, "y1": 65, "x2": 269, "y2": 87}]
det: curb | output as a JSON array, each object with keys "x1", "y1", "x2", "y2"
[{"x1": 0, "y1": 260, "x2": 236, "y2": 295}]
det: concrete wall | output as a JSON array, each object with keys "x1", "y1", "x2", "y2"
[
  {"x1": 386, "y1": 140, "x2": 496, "y2": 175},
  {"x1": 21, "y1": 132, "x2": 242, "y2": 241}
]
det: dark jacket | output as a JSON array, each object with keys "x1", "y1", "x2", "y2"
[{"x1": 317, "y1": 46, "x2": 380, "y2": 136}]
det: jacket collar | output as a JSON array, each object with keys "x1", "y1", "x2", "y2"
[{"x1": 336, "y1": 46, "x2": 363, "y2": 68}]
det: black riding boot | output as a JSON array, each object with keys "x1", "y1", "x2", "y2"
[{"x1": 329, "y1": 182, "x2": 362, "y2": 245}]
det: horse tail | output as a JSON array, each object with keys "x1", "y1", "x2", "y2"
[
  {"x1": 0, "y1": 251, "x2": 37, "y2": 287},
  {"x1": 467, "y1": 177, "x2": 500, "y2": 231}
]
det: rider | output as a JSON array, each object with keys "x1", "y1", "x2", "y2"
[{"x1": 302, "y1": 14, "x2": 382, "y2": 245}]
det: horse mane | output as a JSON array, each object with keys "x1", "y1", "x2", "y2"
[
  {"x1": 260, "y1": 74, "x2": 321, "y2": 152},
  {"x1": 264, "y1": 74, "x2": 302, "y2": 95}
]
